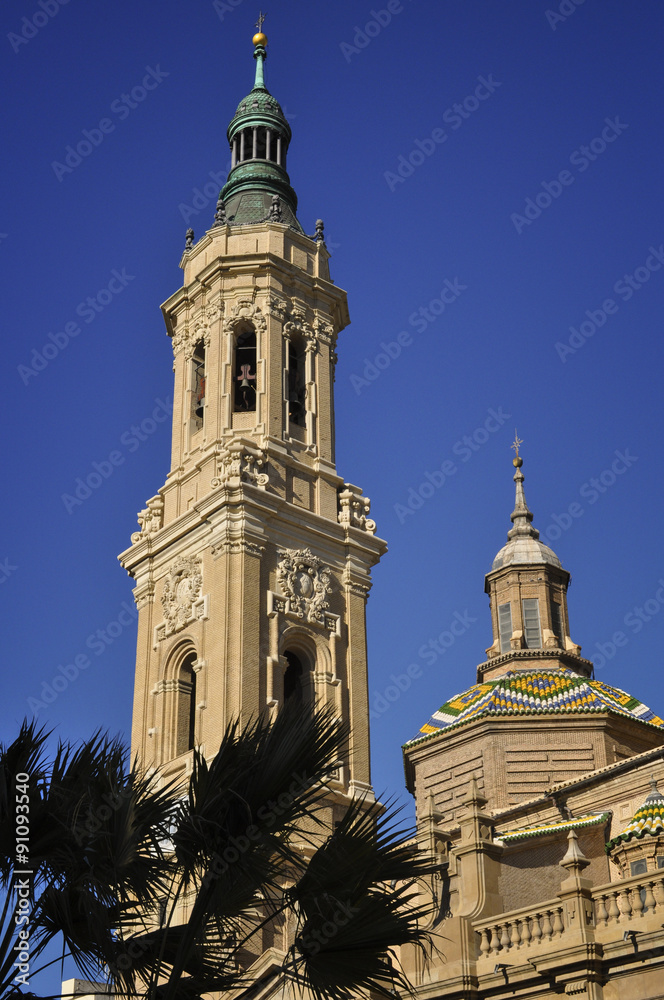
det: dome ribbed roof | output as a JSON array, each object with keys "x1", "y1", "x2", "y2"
[{"x1": 406, "y1": 667, "x2": 664, "y2": 745}]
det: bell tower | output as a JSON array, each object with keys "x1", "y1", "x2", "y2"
[{"x1": 118, "y1": 29, "x2": 386, "y2": 802}]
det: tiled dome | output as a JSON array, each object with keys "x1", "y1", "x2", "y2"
[
  {"x1": 406, "y1": 667, "x2": 664, "y2": 745},
  {"x1": 607, "y1": 780, "x2": 664, "y2": 850}
]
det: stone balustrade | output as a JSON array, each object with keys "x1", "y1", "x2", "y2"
[
  {"x1": 593, "y1": 871, "x2": 664, "y2": 926},
  {"x1": 475, "y1": 900, "x2": 566, "y2": 957}
]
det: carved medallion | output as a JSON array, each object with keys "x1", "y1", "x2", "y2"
[
  {"x1": 277, "y1": 548, "x2": 331, "y2": 624},
  {"x1": 159, "y1": 556, "x2": 204, "y2": 638}
]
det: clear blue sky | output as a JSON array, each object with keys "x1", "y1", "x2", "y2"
[{"x1": 2, "y1": 0, "x2": 664, "y2": 923}]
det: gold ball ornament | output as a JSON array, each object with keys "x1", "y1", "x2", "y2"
[
  {"x1": 513, "y1": 456, "x2": 523, "y2": 468},
  {"x1": 253, "y1": 32, "x2": 268, "y2": 46}
]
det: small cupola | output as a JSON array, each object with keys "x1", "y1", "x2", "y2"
[
  {"x1": 607, "y1": 778, "x2": 664, "y2": 877},
  {"x1": 480, "y1": 438, "x2": 586, "y2": 681},
  {"x1": 219, "y1": 20, "x2": 302, "y2": 230}
]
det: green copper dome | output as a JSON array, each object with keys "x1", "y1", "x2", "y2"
[{"x1": 219, "y1": 34, "x2": 302, "y2": 232}]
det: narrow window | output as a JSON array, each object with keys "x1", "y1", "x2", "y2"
[
  {"x1": 550, "y1": 600, "x2": 563, "y2": 646},
  {"x1": 255, "y1": 128, "x2": 267, "y2": 159},
  {"x1": 175, "y1": 657, "x2": 196, "y2": 755},
  {"x1": 192, "y1": 341, "x2": 205, "y2": 427},
  {"x1": 658, "y1": 857, "x2": 664, "y2": 869},
  {"x1": 283, "y1": 651, "x2": 304, "y2": 707},
  {"x1": 234, "y1": 329, "x2": 256, "y2": 411},
  {"x1": 287, "y1": 338, "x2": 306, "y2": 427},
  {"x1": 498, "y1": 602, "x2": 512, "y2": 653},
  {"x1": 630, "y1": 858, "x2": 647, "y2": 876},
  {"x1": 522, "y1": 598, "x2": 542, "y2": 649}
]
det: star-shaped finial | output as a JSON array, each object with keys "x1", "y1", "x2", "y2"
[
  {"x1": 256, "y1": 10, "x2": 267, "y2": 31},
  {"x1": 511, "y1": 430, "x2": 523, "y2": 459}
]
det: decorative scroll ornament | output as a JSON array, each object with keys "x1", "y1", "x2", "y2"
[
  {"x1": 131, "y1": 495, "x2": 164, "y2": 544},
  {"x1": 277, "y1": 548, "x2": 331, "y2": 624},
  {"x1": 211, "y1": 442, "x2": 269, "y2": 489},
  {"x1": 338, "y1": 486, "x2": 376, "y2": 534},
  {"x1": 159, "y1": 556, "x2": 204, "y2": 638},
  {"x1": 223, "y1": 299, "x2": 267, "y2": 335}
]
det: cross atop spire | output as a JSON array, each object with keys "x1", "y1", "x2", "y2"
[
  {"x1": 255, "y1": 10, "x2": 267, "y2": 32},
  {"x1": 511, "y1": 430, "x2": 523, "y2": 461}
]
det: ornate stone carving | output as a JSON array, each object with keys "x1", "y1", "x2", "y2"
[
  {"x1": 131, "y1": 495, "x2": 164, "y2": 544},
  {"x1": 210, "y1": 539, "x2": 265, "y2": 559},
  {"x1": 338, "y1": 486, "x2": 376, "y2": 534},
  {"x1": 133, "y1": 580, "x2": 155, "y2": 609},
  {"x1": 267, "y1": 295, "x2": 288, "y2": 320},
  {"x1": 223, "y1": 299, "x2": 267, "y2": 335},
  {"x1": 211, "y1": 443, "x2": 269, "y2": 489},
  {"x1": 277, "y1": 548, "x2": 331, "y2": 625},
  {"x1": 158, "y1": 556, "x2": 205, "y2": 640}
]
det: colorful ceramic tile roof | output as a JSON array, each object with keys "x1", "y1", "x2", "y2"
[
  {"x1": 497, "y1": 813, "x2": 609, "y2": 844},
  {"x1": 607, "y1": 780, "x2": 664, "y2": 850},
  {"x1": 406, "y1": 667, "x2": 664, "y2": 745}
]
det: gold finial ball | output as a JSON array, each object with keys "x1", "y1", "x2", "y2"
[
  {"x1": 513, "y1": 456, "x2": 523, "y2": 468},
  {"x1": 253, "y1": 32, "x2": 268, "y2": 46}
]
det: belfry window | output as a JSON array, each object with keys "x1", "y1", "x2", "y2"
[
  {"x1": 175, "y1": 656, "x2": 197, "y2": 756},
  {"x1": 630, "y1": 859, "x2": 648, "y2": 876},
  {"x1": 288, "y1": 338, "x2": 306, "y2": 427},
  {"x1": 550, "y1": 600, "x2": 564, "y2": 646},
  {"x1": 283, "y1": 651, "x2": 305, "y2": 707},
  {"x1": 234, "y1": 329, "x2": 256, "y2": 411},
  {"x1": 498, "y1": 602, "x2": 512, "y2": 653},
  {"x1": 192, "y1": 341, "x2": 205, "y2": 427},
  {"x1": 522, "y1": 598, "x2": 542, "y2": 649}
]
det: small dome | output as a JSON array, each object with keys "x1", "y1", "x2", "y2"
[
  {"x1": 405, "y1": 667, "x2": 664, "y2": 745},
  {"x1": 607, "y1": 779, "x2": 664, "y2": 850},
  {"x1": 489, "y1": 451, "x2": 563, "y2": 572},
  {"x1": 492, "y1": 536, "x2": 561, "y2": 570},
  {"x1": 232, "y1": 88, "x2": 287, "y2": 124}
]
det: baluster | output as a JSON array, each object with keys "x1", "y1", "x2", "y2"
[
  {"x1": 500, "y1": 923, "x2": 511, "y2": 951},
  {"x1": 510, "y1": 920, "x2": 522, "y2": 948},
  {"x1": 531, "y1": 913, "x2": 542, "y2": 942},
  {"x1": 552, "y1": 906, "x2": 564, "y2": 936},
  {"x1": 631, "y1": 885, "x2": 644, "y2": 918},
  {"x1": 644, "y1": 882, "x2": 656, "y2": 913},
  {"x1": 480, "y1": 928, "x2": 491, "y2": 956},
  {"x1": 596, "y1": 895, "x2": 609, "y2": 926},
  {"x1": 490, "y1": 925, "x2": 501, "y2": 954},
  {"x1": 541, "y1": 910, "x2": 553, "y2": 940},
  {"x1": 521, "y1": 916, "x2": 532, "y2": 946},
  {"x1": 618, "y1": 888, "x2": 632, "y2": 920},
  {"x1": 653, "y1": 877, "x2": 664, "y2": 909},
  {"x1": 608, "y1": 892, "x2": 620, "y2": 922}
]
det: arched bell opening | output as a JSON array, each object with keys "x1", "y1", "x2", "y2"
[
  {"x1": 233, "y1": 325, "x2": 257, "y2": 412},
  {"x1": 287, "y1": 336, "x2": 306, "y2": 428},
  {"x1": 191, "y1": 340, "x2": 206, "y2": 428}
]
